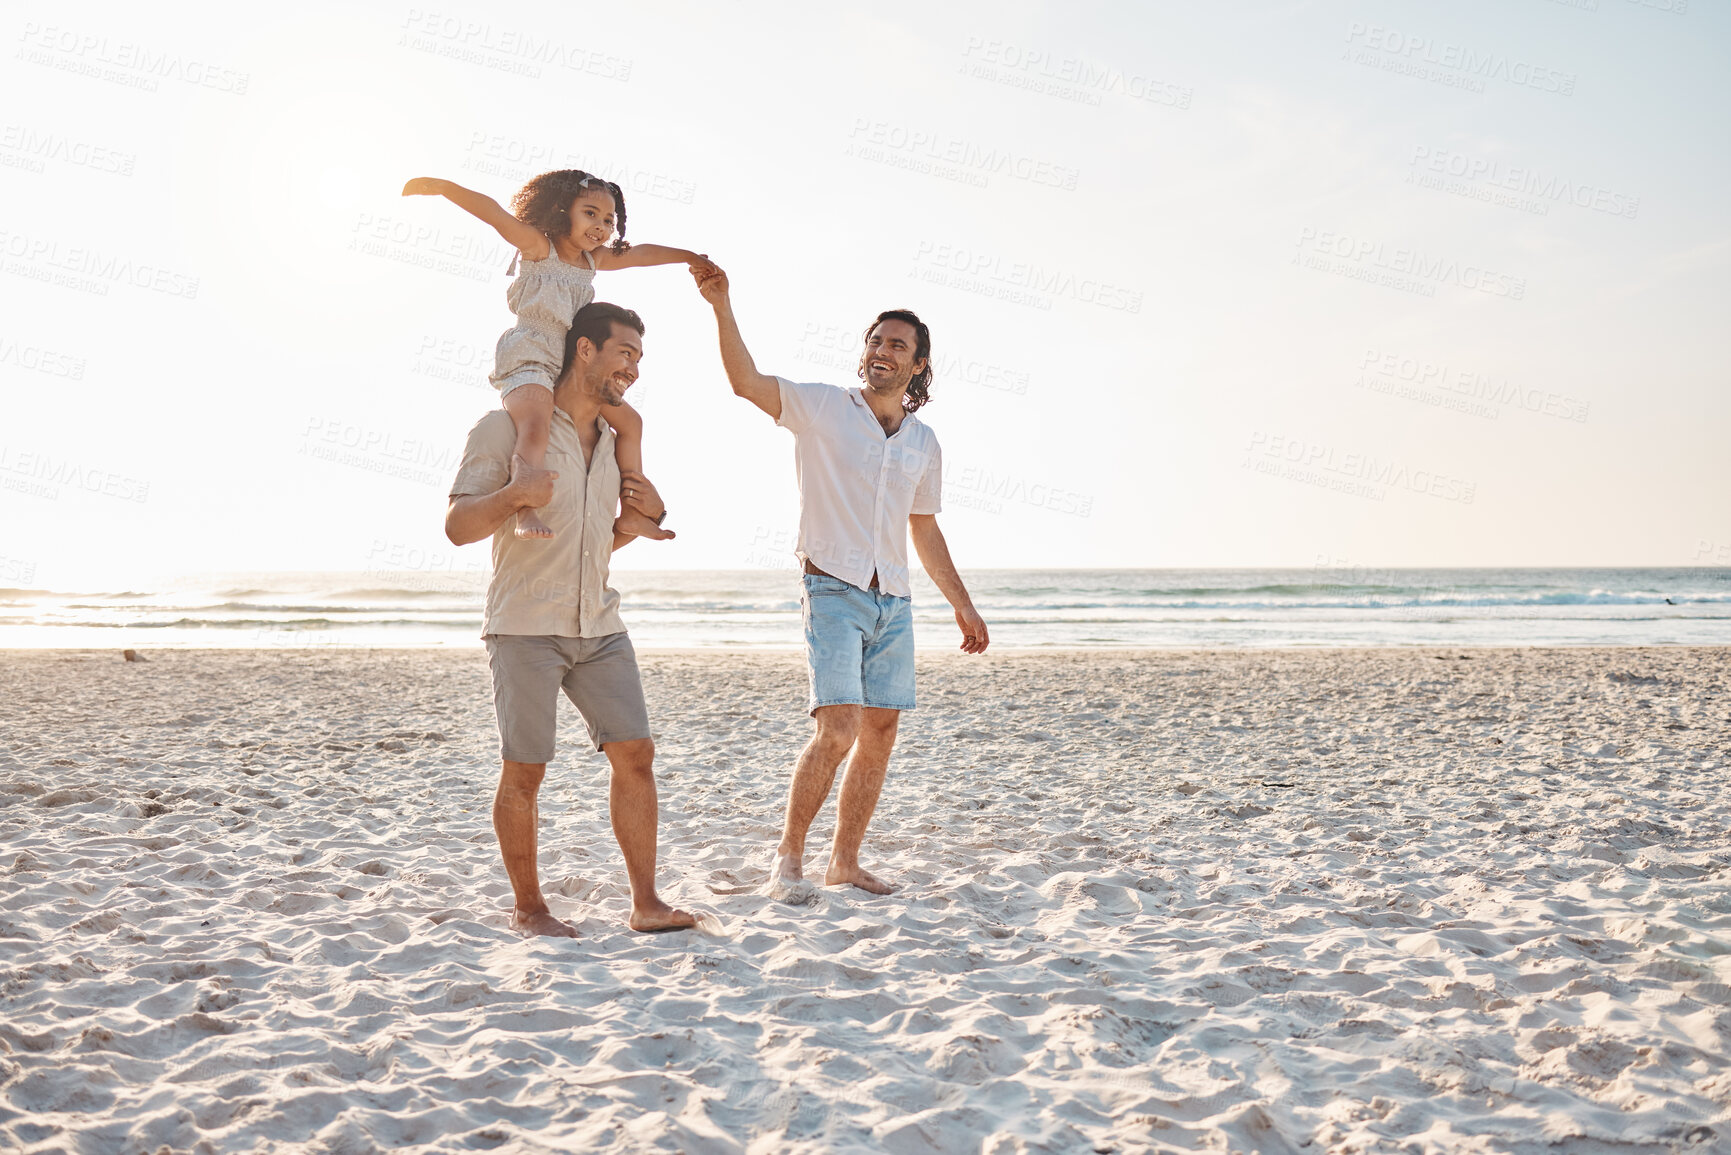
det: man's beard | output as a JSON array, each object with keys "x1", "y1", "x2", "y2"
[
  {"x1": 862, "y1": 365, "x2": 909, "y2": 395},
  {"x1": 589, "y1": 368, "x2": 626, "y2": 407}
]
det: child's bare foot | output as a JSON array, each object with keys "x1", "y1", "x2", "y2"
[
  {"x1": 616, "y1": 508, "x2": 674, "y2": 541},
  {"x1": 507, "y1": 454, "x2": 558, "y2": 540},
  {"x1": 515, "y1": 509, "x2": 555, "y2": 540}
]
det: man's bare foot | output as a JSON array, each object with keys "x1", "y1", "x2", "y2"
[
  {"x1": 616, "y1": 507, "x2": 674, "y2": 541},
  {"x1": 628, "y1": 899, "x2": 697, "y2": 933},
  {"x1": 510, "y1": 907, "x2": 578, "y2": 938},
  {"x1": 766, "y1": 851, "x2": 816, "y2": 904},
  {"x1": 825, "y1": 861, "x2": 897, "y2": 895},
  {"x1": 515, "y1": 509, "x2": 555, "y2": 540}
]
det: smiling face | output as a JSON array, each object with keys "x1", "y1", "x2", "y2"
[
  {"x1": 858, "y1": 319, "x2": 926, "y2": 396},
  {"x1": 565, "y1": 188, "x2": 617, "y2": 253},
  {"x1": 576, "y1": 321, "x2": 642, "y2": 407}
]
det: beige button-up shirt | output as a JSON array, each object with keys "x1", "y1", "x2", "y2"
[
  {"x1": 774, "y1": 377, "x2": 943, "y2": 598},
  {"x1": 449, "y1": 406, "x2": 626, "y2": 638}
]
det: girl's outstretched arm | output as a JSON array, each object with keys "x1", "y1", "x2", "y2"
[
  {"x1": 592, "y1": 243, "x2": 711, "y2": 272},
  {"x1": 402, "y1": 177, "x2": 549, "y2": 261}
]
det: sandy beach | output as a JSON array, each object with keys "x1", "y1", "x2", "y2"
[{"x1": 1, "y1": 646, "x2": 1727, "y2": 1153}]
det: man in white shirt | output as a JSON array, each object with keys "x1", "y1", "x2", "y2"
[{"x1": 693, "y1": 265, "x2": 990, "y2": 901}]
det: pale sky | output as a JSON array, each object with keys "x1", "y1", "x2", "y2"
[{"x1": 2, "y1": 0, "x2": 1727, "y2": 589}]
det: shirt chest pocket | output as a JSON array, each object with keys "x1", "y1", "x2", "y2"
[
  {"x1": 884, "y1": 443, "x2": 928, "y2": 487},
  {"x1": 542, "y1": 450, "x2": 581, "y2": 519}
]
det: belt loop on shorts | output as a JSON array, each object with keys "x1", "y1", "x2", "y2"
[{"x1": 803, "y1": 559, "x2": 880, "y2": 590}]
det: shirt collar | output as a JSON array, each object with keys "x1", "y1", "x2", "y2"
[
  {"x1": 850, "y1": 387, "x2": 918, "y2": 434},
  {"x1": 548, "y1": 403, "x2": 615, "y2": 442}
]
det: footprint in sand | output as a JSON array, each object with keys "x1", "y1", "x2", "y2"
[{"x1": 766, "y1": 875, "x2": 817, "y2": 905}]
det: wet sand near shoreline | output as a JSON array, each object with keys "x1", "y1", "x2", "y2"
[{"x1": 2, "y1": 647, "x2": 1727, "y2": 1153}]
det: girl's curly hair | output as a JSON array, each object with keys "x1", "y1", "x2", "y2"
[{"x1": 510, "y1": 169, "x2": 629, "y2": 253}]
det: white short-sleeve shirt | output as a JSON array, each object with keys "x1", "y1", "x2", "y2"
[{"x1": 774, "y1": 377, "x2": 942, "y2": 598}]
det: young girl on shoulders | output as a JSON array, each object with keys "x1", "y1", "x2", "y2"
[{"x1": 404, "y1": 169, "x2": 708, "y2": 539}]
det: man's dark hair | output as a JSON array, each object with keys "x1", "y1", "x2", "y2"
[
  {"x1": 510, "y1": 169, "x2": 629, "y2": 253},
  {"x1": 563, "y1": 301, "x2": 646, "y2": 374},
  {"x1": 861, "y1": 309, "x2": 934, "y2": 413}
]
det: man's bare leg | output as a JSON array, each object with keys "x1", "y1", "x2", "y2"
[
  {"x1": 771, "y1": 704, "x2": 860, "y2": 902},
  {"x1": 604, "y1": 738, "x2": 696, "y2": 932},
  {"x1": 494, "y1": 759, "x2": 577, "y2": 937},
  {"x1": 826, "y1": 707, "x2": 900, "y2": 894}
]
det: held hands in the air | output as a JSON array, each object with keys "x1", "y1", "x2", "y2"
[{"x1": 691, "y1": 262, "x2": 730, "y2": 305}]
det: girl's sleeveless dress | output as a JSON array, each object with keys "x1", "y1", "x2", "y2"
[{"x1": 488, "y1": 246, "x2": 597, "y2": 396}]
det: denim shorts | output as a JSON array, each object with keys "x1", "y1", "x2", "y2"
[{"x1": 801, "y1": 573, "x2": 916, "y2": 714}]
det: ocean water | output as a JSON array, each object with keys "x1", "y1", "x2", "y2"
[{"x1": 2, "y1": 568, "x2": 1729, "y2": 650}]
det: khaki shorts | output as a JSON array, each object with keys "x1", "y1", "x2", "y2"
[{"x1": 484, "y1": 632, "x2": 651, "y2": 762}]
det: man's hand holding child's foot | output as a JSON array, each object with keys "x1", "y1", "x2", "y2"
[
  {"x1": 617, "y1": 468, "x2": 672, "y2": 541},
  {"x1": 508, "y1": 454, "x2": 557, "y2": 540},
  {"x1": 617, "y1": 508, "x2": 674, "y2": 541}
]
